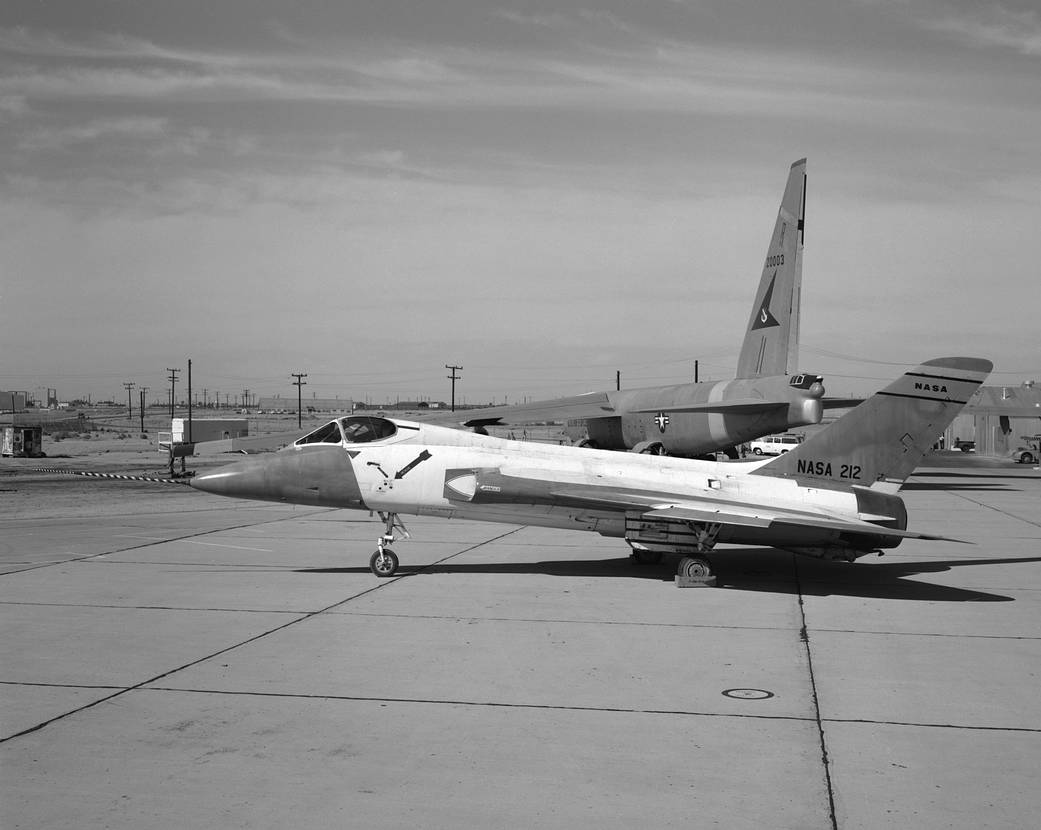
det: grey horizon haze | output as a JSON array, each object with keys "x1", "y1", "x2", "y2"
[{"x1": 1, "y1": 0, "x2": 1038, "y2": 405}]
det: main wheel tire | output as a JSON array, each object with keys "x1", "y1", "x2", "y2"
[
  {"x1": 678, "y1": 556, "x2": 712, "y2": 579},
  {"x1": 369, "y1": 549, "x2": 399, "y2": 577},
  {"x1": 1021, "y1": 452, "x2": 1036, "y2": 464}
]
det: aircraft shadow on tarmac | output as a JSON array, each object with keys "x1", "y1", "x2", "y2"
[
  {"x1": 903, "y1": 470, "x2": 1037, "y2": 491},
  {"x1": 298, "y1": 549, "x2": 1041, "y2": 602},
  {"x1": 900, "y1": 481, "x2": 1017, "y2": 491}
]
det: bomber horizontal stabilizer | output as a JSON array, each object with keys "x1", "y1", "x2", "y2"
[{"x1": 820, "y1": 397, "x2": 866, "y2": 410}]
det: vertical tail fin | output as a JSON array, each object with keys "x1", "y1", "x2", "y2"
[
  {"x1": 735, "y1": 158, "x2": 806, "y2": 379},
  {"x1": 750, "y1": 357, "x2": 992, "y2": 488}
]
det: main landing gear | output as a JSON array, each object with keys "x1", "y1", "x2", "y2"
[
  {"x1": 369, "y1": 511, "x2": 410, "y2": 577},
  {"x1": 632, "y1": 550, "x2": 715, "y2": 581},
  {"x1": 626, "y1": 519, "x2": 721, "y2": 586},
  {"x1": 676, "y1": 555, "x2": 713, "y2": 580}
]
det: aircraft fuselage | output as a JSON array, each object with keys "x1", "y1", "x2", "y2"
[{"x1": 191, "y1": 417, "x2": 898, "y2": 560}]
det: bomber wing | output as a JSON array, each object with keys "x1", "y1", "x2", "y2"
[
  {"x1": 628, "y1": 398, "x2": 789, "y2": 415},
  {"x1": 425, "y1": 391, "x2": 617, "y2": 428}
]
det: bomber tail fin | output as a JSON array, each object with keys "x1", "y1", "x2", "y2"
[
  {"x1": 735, "y1": 158, "x2": 806, "y2": 379},
  {"x1": 750, "y1": 357, "x2": 992, "y2": 489}
]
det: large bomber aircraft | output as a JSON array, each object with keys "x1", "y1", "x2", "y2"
[
  {"x1": 444, "y1": 158, "x2": 821, "y2": 457},
  {"x1": 192, "y1": 357, "x2": 992, "y2": 581}
]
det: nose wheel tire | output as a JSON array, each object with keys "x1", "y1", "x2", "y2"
[{"x1": 369, "y1": 549, "x2": 399, "y2": 577}]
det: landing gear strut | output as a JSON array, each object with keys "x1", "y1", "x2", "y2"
[{"x1": 369, "y1": 511, "x2": 409, "y2": 577}]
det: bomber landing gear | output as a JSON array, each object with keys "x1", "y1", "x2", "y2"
[{"x1": 369, "y1": 511, "x2": 410, "y2": 577}]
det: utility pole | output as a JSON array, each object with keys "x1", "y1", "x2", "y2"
[
  {"x1": 123, "y1": 381, "x2": 135, "y2": 420},
  {"x1": 202, "y1": 388, "x2": 208, "y2": 408},
  {"x1": 166, "y1": 367, "x2": 179, "y2": 420},
  {"x1": 616, "y1": 370, "x2": 620, "y2": 391},
  {"x1": 445, "y1": 364, "x2": 463, "y2": 412},
  {"x1": 694, "y1": 360, "x2": 699, "y2": 383},
  {"x1": 187, "y1": 359, "x2": 193, "y2": 444},
  {"x1": 242, "y1": 389, "x2": 250, "y2": 411},
  {"x1": 291, "y1": 373, "x2": 308, "y2": 428},
  {"x1": 139, "y1": 387, "x2": 149, "y2": 435}
]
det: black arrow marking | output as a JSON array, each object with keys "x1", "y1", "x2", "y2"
[{"x1": 395, "y1": 449, "x2": 432, "y2": 480}]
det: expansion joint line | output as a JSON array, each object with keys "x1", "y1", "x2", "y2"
[
  {"x1": 949, "y1": 490, "x2": 1041, "y2": 531},
  {"x1": 794, "y1": 554, "x2": 839, "y2": 830},
  {"x1": 0, "y1": 525, "x2": 525, "y2": 745}
]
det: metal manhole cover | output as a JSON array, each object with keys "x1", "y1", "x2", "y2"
[{"x1": 722, "y1": 688, "x2": 774, "y2": 700}]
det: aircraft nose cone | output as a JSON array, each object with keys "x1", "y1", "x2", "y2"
[
  {"x1": 191, "y1": 458, "x2": 273, "y2": 501},
  {"x1": 190, "y1": 446, "x2": 365, "y2": 508}
]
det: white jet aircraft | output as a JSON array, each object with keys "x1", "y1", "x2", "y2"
[{"x1": 191, "y1": 357, "x2": 991, "y2": 580}]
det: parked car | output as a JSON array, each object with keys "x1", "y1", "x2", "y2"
[
  {"x1": 748, "y1": 434, "x2": 804, "y2": 456},
  {"x1": 953, "y1": 438, "x2": 975, "y2": 452},
  {"x1": 1009, "y1": 436, "x2": 1040, "y2": 464}
]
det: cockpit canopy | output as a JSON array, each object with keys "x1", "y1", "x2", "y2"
[{"x1": 295, "y1": 416, "x2": 398, "y2": 446}]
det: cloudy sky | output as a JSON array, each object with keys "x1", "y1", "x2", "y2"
[{"x1": 2, "y1": 0, "x2": 1038, "y2": 406}]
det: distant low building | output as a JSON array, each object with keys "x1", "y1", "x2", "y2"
[
  {"x1": 0, "y1": 391, "x2": 27, "y2": 412},
  {"x1": 257, "y1": 396, "x2": 354, "y2": 414},
  {"x1": 171, "y1": 418, "x2": 248, "y2": 444},
  {"x1": 1, "y1": 425, "x2": 43, "y2": 457},
  {"x1": 949, "y1": 383, "x2": 1041, "y2": 457}
]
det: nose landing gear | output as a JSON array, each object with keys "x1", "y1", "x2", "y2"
[{"x1": 369, "y1": 511, "x2": 409, "y2": 577}]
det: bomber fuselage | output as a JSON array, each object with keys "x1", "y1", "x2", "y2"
[{"x1": 574, "y1": 373, "x2": 823, "y2": 455}]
